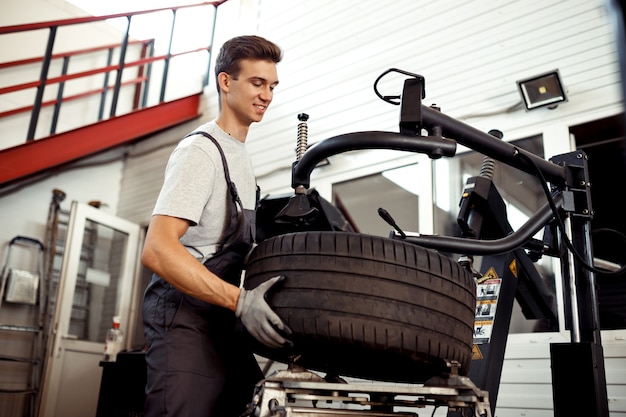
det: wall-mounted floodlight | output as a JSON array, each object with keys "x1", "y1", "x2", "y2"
[{"x1": 517, "y1": 70, "x2": 567, "y2": 110}]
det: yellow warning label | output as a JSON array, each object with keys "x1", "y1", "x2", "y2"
[
  {"x1": 477, "y1": 266, "x2": 499, "y2": 284},
  {"x1": 472, "y1": 344, "x2": 483, "y2": 360},
  {"x1": 509, "y1": 258, "x2": 518, "y2": 278}
]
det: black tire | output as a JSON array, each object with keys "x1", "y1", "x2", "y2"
[{"x1": 244, "y1": 231, "x2": 476, "y2": 383}]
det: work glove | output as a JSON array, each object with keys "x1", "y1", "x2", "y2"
[{"x1": 236, "y1": 275, "x2": 293, "y2": 349}]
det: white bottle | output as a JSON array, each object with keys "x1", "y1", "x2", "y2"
[{"x1": 104, "y1": 316, "x2": 124, "y2": 362}]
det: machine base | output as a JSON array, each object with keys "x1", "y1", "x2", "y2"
[{"x1": 244, "y1": 361, "x2": 491, "y2": 417}]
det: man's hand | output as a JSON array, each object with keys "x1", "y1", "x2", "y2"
[{"x1": 236, "y1": 275, "x2": 293, "y2": 348}]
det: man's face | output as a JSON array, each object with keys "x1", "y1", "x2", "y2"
[{"x1": 223, "y1": 58, "x2": 279, "y2": 126}]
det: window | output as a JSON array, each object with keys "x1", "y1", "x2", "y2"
[{"x1": 332, "y1": 164, "x2": 421, "y2": 237}]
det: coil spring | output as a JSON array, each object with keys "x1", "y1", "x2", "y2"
[
  {"x1": 479, "y1": 129, "x2": 503, "y2": 179},
  {"x1": 296, "y1": 113, "x2": 309, "y2": 161},
  {"x1": 479, "y1": 157, "x2": 496, "y2": 179}
]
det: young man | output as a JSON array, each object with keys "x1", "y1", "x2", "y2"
[{"x1": 141, "y1": 35, "x2": 292, "y2": 417}]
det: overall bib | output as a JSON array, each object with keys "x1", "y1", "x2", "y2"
[{"x1": 142, "y1": 132, "x2": 263, "y2": 417}]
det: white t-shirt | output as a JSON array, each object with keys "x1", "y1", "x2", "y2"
[{"x1": 152, "y1": 120, "x2": 257, "y2": 262}]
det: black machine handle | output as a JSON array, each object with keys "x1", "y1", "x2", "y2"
[
  {"x1": 291, "y1": 131, "x2": 457, "y2": 189},
  {"x1": 291, "y1": 106, "x2": 567, "y2": 191}
]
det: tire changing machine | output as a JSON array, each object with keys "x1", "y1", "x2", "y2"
[{"x1": 247, "y1": 70, "x2": 611, "y2": 417}]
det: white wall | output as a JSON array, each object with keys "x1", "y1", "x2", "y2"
[{"x1": 1, "y1": 0, "x2": 87, "y2": 27}]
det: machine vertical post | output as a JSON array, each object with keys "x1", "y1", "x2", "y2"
[{"x1": 549, "y1": 152, "x2": 609, "y2": 417}]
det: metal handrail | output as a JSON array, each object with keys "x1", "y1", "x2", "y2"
[
  {"x1": 0, "y1": 1, "x2": 227, "y2": 143},
  {"x1": 0, "y1": 39, "x2": 153, "y2": 118}
]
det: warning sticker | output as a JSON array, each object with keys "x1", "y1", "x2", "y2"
[
  {"x1": 477, "y1": 279, "x2": 501, "y2": 300},
  {"x1": 474, "y1": 275, "x2": 501, "y2": 344},
  {"x1": 509, "y1": 258, "x2": 518, "y2": 278},
  {"x1": 477, "y1": 266, "x2": 499, "y2": 284},
  {"x1": 473, "y1": 319, "x2": 493, "y2": 343},
  {"x1": 472, "y1": 344, "x2": 483, "y2": 360}
]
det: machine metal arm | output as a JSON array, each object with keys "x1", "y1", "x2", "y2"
[
  {"x1": 390, "y1": 193, "x2": 561, "y2": 256},
  {"x1": 290, "y1": 105, "x2": 568, "y2": 193},
  {"x1": 291, "y1": 131, "x2": 457, "y2": 189},
  {"x1": 421, "y1": 106, "x2": 568, "y2": 186}
]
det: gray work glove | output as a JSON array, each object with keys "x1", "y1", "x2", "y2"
[{"x1": 236, "y1": 275, "x2": 292, "y2": 349}]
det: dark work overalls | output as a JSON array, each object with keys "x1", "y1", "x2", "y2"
[{"x1": 142, "y1": 132, "x2": 263, "y2": 417}]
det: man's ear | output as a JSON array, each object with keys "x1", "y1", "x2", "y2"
[{"x1": 217, "y1": 72, "x2": 230, "y2": 94}]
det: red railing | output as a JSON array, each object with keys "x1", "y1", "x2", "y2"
[
  {"x1": 0, "y1": 1, "x2": 226, "y2": 141},
  {"x1": 0, "y1": 39, "x2": 152, "y2": 120},
  {"x1": 0, "y1": 1, "x2": 227, "y2": 187}
]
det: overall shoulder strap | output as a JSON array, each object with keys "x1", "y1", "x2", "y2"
[{"x1": 184, "y1": 131, "x2": 243, "y2": 209}]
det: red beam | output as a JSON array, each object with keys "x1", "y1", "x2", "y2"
[{"x1": 0, "y1": 94, "x2": 201, "y2": 187}]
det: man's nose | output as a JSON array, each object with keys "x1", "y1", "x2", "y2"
[{"x1": 259, "y1": 86, "x2": 273, "y2": 101}]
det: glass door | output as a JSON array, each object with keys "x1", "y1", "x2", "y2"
[{"x1": 38, "y1": 201, "x2": 141, "y2": 417}]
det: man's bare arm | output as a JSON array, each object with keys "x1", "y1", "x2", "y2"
[{"x1": 140, "y1": 214, "x2": 240, "y2": 311}]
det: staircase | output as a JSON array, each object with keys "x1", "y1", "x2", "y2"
[{"x1": 0, "y1": 1, "x2": 227, "y2": 188}]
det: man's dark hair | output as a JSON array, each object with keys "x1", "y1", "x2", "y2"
[{"x1": 214, "y1": 35, "x2": 282, "y2": 94}]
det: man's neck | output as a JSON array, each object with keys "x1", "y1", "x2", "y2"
[{"x1": 216, "y1": 118, "x2": 249, "y2": 143}]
